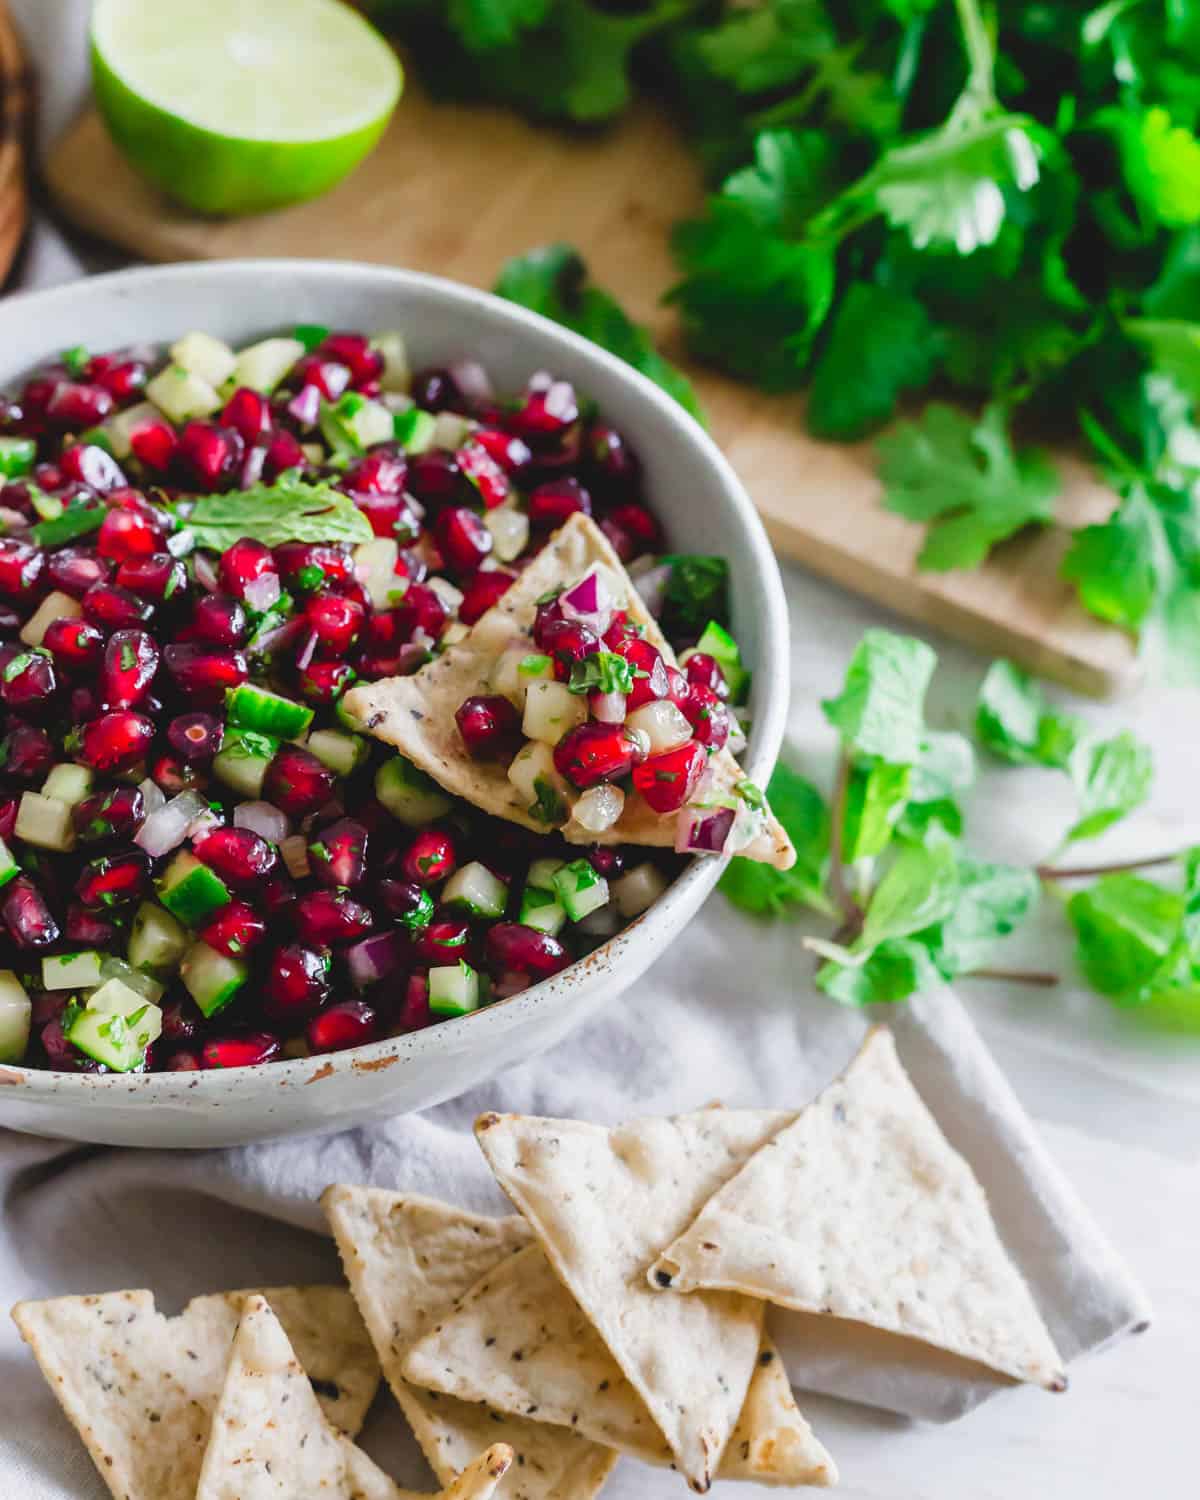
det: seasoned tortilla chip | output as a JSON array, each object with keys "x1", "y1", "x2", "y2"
[
  {"x1": 196, "y1": 1295, "x2": 512, "y2": 1500},
  {"x1": 403, "y1": 1242, "x2": 835, "y2": 1486},
  {"x1": 475, "y1": 1108, "x2": 795, "y2": 1492},
  {"x1": 321, "y1": 1186, "x2": 616, "y2": 1500},
  {"x1": 343, "y1": 513, "x2": 794, "y2": 869},
  {"x1": 650, "y1": 1029, "x2": 1068, "y2": 1392},
  {"x1": 10, "y1": 1285, "x2": 380, "y2": 1500}
]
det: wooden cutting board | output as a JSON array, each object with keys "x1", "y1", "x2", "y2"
[{"x1": 44, "y1": 84, "x2": 1136, "y2": 697}]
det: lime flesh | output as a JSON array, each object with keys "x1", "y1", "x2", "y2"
[{"x1": 91, "y1": 0, "x2": 402, "y2": 216}]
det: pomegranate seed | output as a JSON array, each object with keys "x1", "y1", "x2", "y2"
[
  {"x1": 456, "y1": 442, "x2": 510, "y2": 509},
  {"x1": 407, "y1": 450, "x2": 462, "y2": 505},
  {"x1": 263, "y1": 743, "x2": 336, "y2": 819},
  {"x1": 102, "y1": 629, "x2": 159, "y2": 709},
  {"x1": 539, "y1": 619, "x2": 601, "y2": 682},
  {"x1": 129, "y1": 415, "x2": 179, "y2": 471},
  {"x1": 302, "y1": 592, "x2": 364, "y2": 658},
  {"x1": 200, "y1": 898, "x2": 267, "y2": 959},
  {"x1": 293, "y1": 355, "x2": 351, "y2": 400},
  {"x1": 218, "y1": 538, "x2": 277, "y2": 599},
  {"x1": 586, "y1": 846, "x2": 625, "y2": 878},
  {"x1": 221, "y1": 387, "x2": 273, "y2": 444},
  {"x1": 683, "y1": 683, "x2": 731, "y2": 749},
  {"x1": 60, "y1": 442, "x2": 126, "y2": 493},
  {"x1": 46, "y1": 382, "x2": 113, "y2": 428},
  {"x1": 554, "y1": 722, "x2": 640, "y2": 789},
  {"x1": 377, "y1": 878, "x2": 434, "y2": 928},
  {"x1": 191, "y1": 593, "x2": 247, "y2": 646},
  {"x1": 83, "y1": 582, "x2": 154, "y2": 629},
  {"x1": 160, "y1": 994, "x2": 204, "y2": 1042},
  {"x1": 0, "y1": 794, "x2": 16, "y2": 840},
  {"x1": 89, "y1": 357, "x2": 147, "y2": 401},
  {"x1": 608, "y1": 502, "x2": 660, "y2": 551},
  {"x1": 297, "y1": 659, "x2": 355, "y2": 705},
  {"x1": 458, "y1": 568, "x2": 516, "y2": 625},
  {"x1": 485, "y1": 921, "x2": 570, "y2": 977},
  {"x1": 396, "y1": 971, "x2": 432, "y2": 1030},
  {"x1": 167, "y1": 711, "x2": 224, "y2": 762},
  {"x1": 73, "y1": 784, "x2": 145, "y2": 841},
  {"x1": 613, "y1": 637, "x2": 669, "y2": 709},
  {"x1": 64, "y1": 902, "x2": 115, "y2": 946},
  {"x1": 414, "y1": 912, "x2": 472, "y2": 964},
  {"x1": 163, "y1": 1048, "x2": 201, "y2": 1071},
  {"x1": 400, "y1": 828, "x2": 457, "y2": 885},
  {"x1": 151, "y1": 751, "x2": 205, "y2": 796},
  {"x1": 434, "y1": 506, "x2": 492, "y2": 577},
  {"x1": 263, "y1": 943, "x2": 330, "y2": 1023},
  {"x1": 354, "y1": 490, "x2": 421, "y2": 542},
  {"x1": 201, "y1": 1032, "x2": 281, "y2": 1069},
  {"x1": 2, "y1": 876, "x2": 59, "y2": 948},
  {"x1": 632, "y1": 741, "x2": 706, "y2": 813},
  {"x1": 162, "y1": 643, "x2": 248, "y2": 703},
  {"x1": 179, "y1": 421, "x2": 242, "y2": 490},
  {"x1": 1, "y1": 649, "x2": 58, "y2": 714},
  {"x1": 47, "y1": 547, "x2": 109, "y2": 598},
  {"x1": 308, "y1": 818, "x2": 369, "y2": 888},
  {"x1": 263, "y1": 428, "x2": 306, "y2": 478},
  {"x1": 454, "y1": 694, "x2": 521, "y2": 759},
  {"x1": 75, "y1": 849, "x2": 150, "y2": 908},
  {"x1": 509, "y1": 382, "x2": 579, "y2": 447},
  {"x1": 528, "y1": 477, "x2": 591, "y2": 528},
  {"x1": 308, "y1": 999, "x2": 379, "y2": 1053},
  {"x1": 318, "y1": 332, "x2": 383, "y2": 386},
  {"x1": 599, "y1": 517, "x2": 635, "y2": 562},
  {"x1": 344, "y1": 451, "x2": 406, "y2": 495},
  {"x1": 394, "y1": 583, "x2": 447, "y2": 643},
  {"x1": 587, "y1": 423, "x2": 641, "y2": 492},
  {"x1": 685, "y1": 652, "x2": 729, "y2": 698},
  {"x1": 0, "y1": 722, "x2": 54, "y2": 781},
  {"x1": 194, "y1": 826, "x2": 279, "y2": 886},
  {"x1": 0, "y1": 538, "x2": 44, "y2": 599},
  {"x1": 472, "y1": 427, "x2": 532, "y2": 476},
  {"x1": 274, "y1": 541, "x2": 352, "y2": 591},
  {"x1": 115, "y1": 552, "x2": 187, "y2": 603},
  {"x1": 411, "y1": 368, "x2": 462, "y2": 411},
  {"x1": 293, "y1": 888, "x2": 373, "y2": 946},
  {"x1": 21, "y1": 376, "x2": 60, "y2": 420}
]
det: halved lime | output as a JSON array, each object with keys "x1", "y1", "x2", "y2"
[{"x1": 91, "y1": 0, "x2": 402, "y2": 216}]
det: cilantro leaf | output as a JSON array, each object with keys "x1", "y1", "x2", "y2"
[
  {"x1": 879, "y1": 403, "x2": 1060, "y2": 571},
  {"x1": 449, "y1": 0, "x2": 551, "y2": 51},
  {"x1": 183, "y1": 478, "x2": 372, "y2": 553},
  {"x1": 806, "y1": 282, "x2": 942, "y2": 441},
  {"x1": 721, "y1": 130, "x2": 837, "y2": 237},
  {"x1": 659, "y1": 555, "x2": 729, "y2": 637},
  {"x1": 691, "y1": 0, "x2": 833, "y2": 96},
  {"x1": 821, "y1": 629, "x2": 936, "y2": 764},
  {"x1": 719, "y1": 761, "x2": 834, "y2": 918},
  {"x1": 1124, "y1": 318, "x2": 1200, "y2": 403},
  {"x1": 976, "y1": 660, "x2": 1082, "y2": 768},
  {"x1": 1066, "y1": 730, "x2": 1153, "y2": 843},
  {"x1": 1061, "y1": 482, "x2": 1161, "y2": 632},
  {"x1": 1103, "y1": 106, "x2": 1200, "y2": 230},
  {"x1": 494, "y1": 245, "x2": 703, "y2": 421}
]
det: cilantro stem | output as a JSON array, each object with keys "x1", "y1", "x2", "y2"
[
  {"x1": 827, "y1": 750, "x2": 864, "y2": 932},
  {"x1": 950, "y1": 0, "x2": 996, "y2": 113},
  {"x1": 964, "y1": 967, "x2": 1060, "y2": 988},
  {"x1": 1037, "y1": 852, "x2": 1183, "y2": 881}
]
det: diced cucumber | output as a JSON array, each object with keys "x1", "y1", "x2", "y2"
[
  {"x1": 158, "y1": 851, "x2": 231, "y2": 926},
  {"x1": 393, "y1": 407, "x2": 437, "y2": 453},
  {"x1": 226, "y1": 683, "x2": 313, "y2": 740},
  {"x1": 0, "y1": 835, "x2": 18, "y2": 891},
  {"x1": 552, "y1": 858, "x2": 610, "y2": 922},
  {"x1": 231, "y1": 337, "x2": 305, "y2": 394},
  {"x1": 212, "y1": 727, "x2": 279, "y2": 799},
  {"x1": 42, "y1": 950, "x2": 104, "y2": 992},
  {"x1": 320, "y1": 392, "x2": 393, "y2": 454},
  {"x1": 431, "y1": 411, "x2": 474, "y2": 450},
  {"x1": 15, "y1": 792, "x2": 76, "y2": 852},
  {"x1": 128, "y1": 900, "x2": 189, "y2": 974},
  {"x1": 41, "y1": 762, "x2": 93, "y2": 807},
  {"x1": 688, "y1": 620, "x2": 750, "y2": 703},
  {"x1": 507, "y1": 742, "x2": 569, "y2": 826},
  {"x1": 442, "y1": 862, "x2": 508, "y2": 919},
  {"x1": 30, "y1": 504, "x2": 105, "y2": 548},
  {"x1": 293, "y1": 322, "x2": 329, "y2": 352},
  {"x1": 523, "y1": 679, "x2": 586, "y2": 746},
  {"x1": 371, "y1": 332, "x2": 410, "y2": 393},
  {"x1": 30, "y1": 488, "x2": 62, "y2": 522},
  {"x1": 169, "y1": 331, "x2": 236, "y2": 387},
  {"x1": 0, "y1": 435, "x2": 36, "y2": 477},
  {"x1": 21, "y1": 591, "x2": 83, "y2": 649},
  {"x1": 180, "y1": 939, "x2": 248, "y2": 1018},
  {"x1": 612, "y1": 862, "x2": 669, "y2": 918},
  {"x1": 63, "y1": 995, "x2": 161, "y2": 1072},
  {"x1": 428, "y1": 960, "x2": 483, "y2": 1018},
  {"x1": 485, "y1": 505, "x2": 530, "y2": 563},
  {"x1": 519, "y1": 884, "x2": 567, "y2": 937},
  {"x1": 375, "y1": 755, "x2": 453, "y2": 825},
  {"x1": 0, "y1": 969, "x2": 30, "y2": 1063},
  {"x1": 99, "y1": 956, "x2": 165, "y2": 1003},
  {"x1": 146, "y1": 363, "x2": 222, "y2": 423},
  {"x1": 528, "y1": 858, "x2": 565, "y2": 892},
  {"x1": 307, "y1": 729, "x2": 368, "y2": 777},
  {"x1": 104, "y1": 400, "x2": 163, "y2": 460},
  {"x1": 353, "y1": 537, "x2": 402, "y2": 610},
  {"x1": 86, "y1": 977, "x2": 152, "y2": 1017}
]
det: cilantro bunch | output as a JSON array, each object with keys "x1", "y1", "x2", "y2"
[{"x1": 721, "y1": 629, "x2": 1199, "y2": 1030}]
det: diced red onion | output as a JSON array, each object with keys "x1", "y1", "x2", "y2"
[
  {"x1": 294, "y1": 628, "x2": 318, "y2": 671},
  {"x1": 138, "y1": 777, "x2": 166, "y2": 816},
  {"x1": 632, "y1": 562, "x2": 671, "y2": 619},
  {"x1": 589, "y1": 690, "x2": 627, "y2": 725},
  {"x1": 396, "y1": 973, "x2": 433, "y2": 1031},
  {"x1": 345, "y1": 931, "x2": 404, "y2": 990},
  {"x1": 233, "y1": 800, "x2": 290, "y2": 845},
  {"x1": 249, "y1": 614, "x2": 304, "y2": 659},
  {"x1": 448, "y1": 359, "x2": 494, "y2": 404},
  {"x1": 287, "y1": 384, "x2": 321, "y2": 428},
  {"x1": 136, "y1": 789, "x2": 209, "y2": 858},
  {"x1": 192, "y1": 551, "x2": 220, "y2": 593},
  {"x1": 186, "y1": 806, "x2": 223, "y2": 841},
  {"x1": 560, "y1": 567, "x2": 614, "y2": 637},
  {"x1": 240, "y1": 444, "x2": 267, "y2": 490},
  {"x1": 675, "y1": 805, "x2": 735, "y2": 856},
  {"x1": 0, "y1": 507, "x2": 30, "y2": 532},
  {"x1": 244, "y1": 571, "x2": 281, "y2": 613}
]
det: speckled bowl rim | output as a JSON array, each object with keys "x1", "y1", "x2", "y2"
[{"x1": 0, "y1": 258, "x2": 791, "y2": 1100}]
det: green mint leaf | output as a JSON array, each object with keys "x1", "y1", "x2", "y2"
[
  {"x1": 976, "y1": 660, "x2": 1082, "y2": 768},
  {"x1": 1067, "y1": 872, "x2": 1184, "y2": 998},
  {"x1": 821, "y1": 629, "x2": 936, "y2": 764},
  {"x1": 816, "y1": 937, "x2": 943, "y2": 1008},
  {"x1": 186, "y1": 478, "x2": 372, "y2": 553},
  {"x1": 659, "y1": 555, "x2": 730, "y2": 637},
  {"x1": 880, "y1": 403, "x2": 1059, "y2": 572},
  {"x1": 1065, "y1": 730, "x2": 1153, "y2": 843},
  {"x1": 495, "y1": 244, "x2": 703, "y2": 421},
  {"x1": 807, "y1": 282, "x2": 942, "y2": 441},
  {"x1": 719, "y1": 761, "x2": 834, "y2": 919},
  {"x1": 842, "y1": 761, "x2": 912, "y2": 865},
  {"x1": 568, "y1": 651, "x2": 635, "y2": 696},
  {"x1": 855, "y1": 838, "x2": 959, "y2": 952},
  {"x1": 925, "y1": 857, "x2": 1040, "y2": 978},
  {"x1": 896, "y1": 731, "x2": 975, "y2": 841}
]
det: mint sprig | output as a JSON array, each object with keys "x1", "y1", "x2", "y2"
[{"x1": 182, "y1": 477, "x2": 372, "y2": 554}]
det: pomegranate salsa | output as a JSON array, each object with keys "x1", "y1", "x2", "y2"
[{"x1": 0, "y1": 326, "x2": 755, "y2": 1075}]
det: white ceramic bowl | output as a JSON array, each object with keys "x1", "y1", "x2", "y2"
[{"x1": 0, "y1": 260, "x2": 790, "y2": 1147}]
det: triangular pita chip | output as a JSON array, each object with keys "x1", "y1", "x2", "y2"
[
  {"x1": 403, "y1": 1241, "x2": 835, "y2": 1486},
  {"x1": 343, "y1": 512, "x2": 794, "y2": 869},
  {"x1": 475, "y1": 1107, "x2": 795, "y2": 1491},
  {"x1": 196, "y1": 1294, "x2": 512, "y2": 1500},
  {"x1": 650, "y1": 1029, "x2": 1068, "y2": 1391},
  {"x1": 11, "y1": 1285, "x2": 380, "y2": 1500},
  {"x1": 322, "y1": 1186, "x2": 616, "y2": 1500}
]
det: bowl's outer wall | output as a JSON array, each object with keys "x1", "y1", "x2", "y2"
[{"x1": 0, "y1": 261, "x2": 791, "y2": 1146}]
